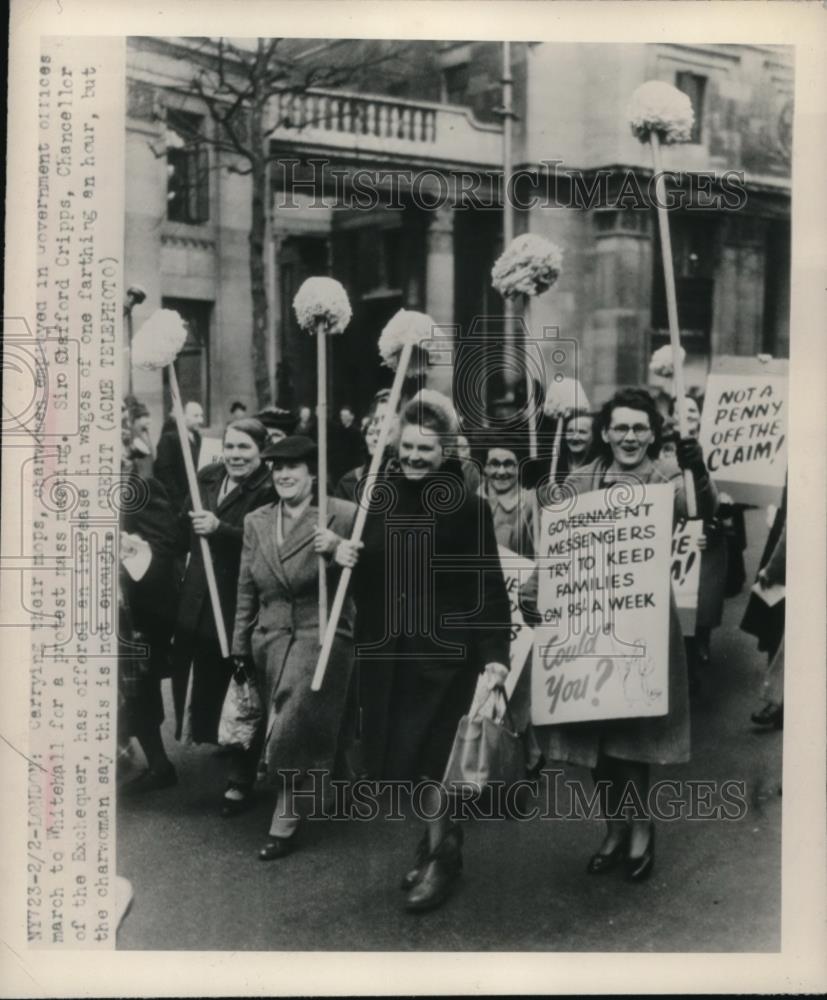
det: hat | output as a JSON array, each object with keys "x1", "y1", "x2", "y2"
[
  {"x1": 255, "y1": 406, "x2": 296, "y2": 435},
  {"x1": 261, "y1": 434, "x2": 318, "y2": 463}
]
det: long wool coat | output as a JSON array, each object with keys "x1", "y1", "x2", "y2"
[
  {"x1": 171, "y1": 461, "x2": 275, "y2": 741},
  {"x1": 352, "y1": 460, "x2": 511, "y2": 781},
  {"x1": 537, "y1": 456, "x2": 717, "y2": 768},
  {"x1": 231, "y1": 497, "x2": 357, "y2": 778}
]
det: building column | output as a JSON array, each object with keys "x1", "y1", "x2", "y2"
[
  {"x1": 425, "y1": 205, "x2": 455, "y2": 325},
  {"x1": 424, "y1": 206, "x2": 455, "y2": 397}
]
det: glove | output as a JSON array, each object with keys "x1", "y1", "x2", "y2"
[
  {"x1": 483, "y1": 661, "x2": 510, "y2": 691},
  {"x1": 676, "y1": 436, "x2": 706, "y2": 474},
  {"x1": 229, "y1": 655, "x2": 254, "y2": 682}
]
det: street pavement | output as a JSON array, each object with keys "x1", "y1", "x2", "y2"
[{"x1": 117, "y1": 508, "x2": 782, "y2": 952}]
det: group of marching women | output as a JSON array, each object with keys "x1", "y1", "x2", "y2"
[{"x1": 117, "y1": 380, "x2": 781, "y2": 914}]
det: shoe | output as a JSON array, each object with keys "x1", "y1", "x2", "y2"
[
  {"x1": 258, "y1": 836, "x2": 295, "y2": 861},
  {"x1": 586, "y1": 830, "x2": 629, "y2": 874},
  {"x1": 121, "y1": 764, "x2": 178, "y2": 795},
  {"x1": 220, "y1": 784, "x2": 254, "y2": 818},
  {"x1": 400, "y1": 832, "x2": 430, "y2": 891},
  {"x1": 404, "y1": 833, "x2": 463, "y2": 913},
  {"x1": 625, "y1": 824, "x2": 655, "y2": 882},
  {"x1": 751, "y1": 703, "x2": 783, "y2": 729},
  {"x1": 401, "y1": 826, "x2": 463, "y2": 891}
]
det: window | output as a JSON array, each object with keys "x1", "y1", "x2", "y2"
[
  {"x1": 161, "y1": 298, "x2": 212, "y2": 422},
  {"x1": 651, "y1": 214, "x2": 717, "y2": 340},
  {"x1": 166, "y1": 109, "x2": 210, "y2": 224},
  {"x1": 675, "y1": 71, "x2": 707, "y2": 144},
  {"x1": 442, "y1": 62, "x2": 470, "y2": 105}
]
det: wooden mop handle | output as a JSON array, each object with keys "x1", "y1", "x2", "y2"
[
  {"x1": 522, "y1": 294, "x2": 539, "y2": 460},
  {"x1": 650, "y1": 131, "x2": 697, "y2": 518},
  {"x1": 168, "y1": 365, "x2": 230, "y2": 658},
  {"x1": 311, "y1": 339, "x2": 415, "y2": 691},
  {"x1": 316, "y1": 326, "x2": 328, "y2": 639}
]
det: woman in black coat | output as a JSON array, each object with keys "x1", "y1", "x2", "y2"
[
  {"x1": 171, "y1": 418, "x2": 275, "y2": 745},
  {"x1": 346, "y1": 393, "x2": 511, "y2": 913}
]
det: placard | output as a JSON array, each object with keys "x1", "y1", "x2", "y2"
[
  {"x1": 671, "y1": 518, "x2": 704, "y2": 636},
  {"x1": 698, "y1": 355, "x2": 788, "y2": 506},
  {"x1": 197, "y1": 436, "x2": 224, "y2": 469},
  {"x1": 531, "y1": 484, "x2": 673, "y2": 725},
  {"x1": 497, "y1": 545, "x2": 536, "y2": 697}
]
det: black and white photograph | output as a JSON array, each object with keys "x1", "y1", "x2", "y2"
[{"x1": 3, "y1": 1, "x2": 826, "y2": 995}]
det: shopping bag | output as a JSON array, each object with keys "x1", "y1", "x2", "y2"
[
  {"x1": 217, "y1": 672, "x2": 263, "y2": 751},
  {"x1": 442, "y1": 687, "x2": 524, "y2": 795}
]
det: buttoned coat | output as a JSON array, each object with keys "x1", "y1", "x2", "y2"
[
  {"x1": 232, "y1": 497, "x2": 357, "y2": 777},
  {"x1": 536, "y1": 456, "x2": 717, "y2": 767},
  {"x1": 171, "y1": 461, "x2": 275, "y2": 741}
]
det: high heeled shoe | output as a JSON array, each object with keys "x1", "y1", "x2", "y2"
[
  {"x1": 586, "y1": 830, "x2": 629, "y2": 875},
  {"x1": 258, "y1": 835, "x2": 295, "y2": 861},
  {"x1": 625, "y1": 824, "x2": 655, "y2": 882}
]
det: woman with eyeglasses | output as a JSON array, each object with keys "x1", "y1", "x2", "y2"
[
  {"x1": 229, "y1": 435, "x2": 357, "y2": 858},
  {"x1": 482, "y1": 444, "x2": 534, "y2": 558},
  {"x1": 536, "y1": 387, "x2": 717, "y2": 881}
]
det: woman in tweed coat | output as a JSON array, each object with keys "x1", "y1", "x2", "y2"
[{"x1": 231, "y1": 436, "x2": 357, "y2": 860}]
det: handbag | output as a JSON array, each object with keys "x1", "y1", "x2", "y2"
[
  {"x1": 442, "y1": 686, "x2": 525, "y2": 795},
  {"x1": 217, "y1": 666, "x2": 263, "y2": 751}
]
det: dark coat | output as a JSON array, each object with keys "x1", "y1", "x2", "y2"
[
  {"x1": 741, "y1": 486, "x2": 786, "y2": 655},
  {"x1": 119, "y1": 473, "x2": 180, "y2": 732},
  {"x1": 154, "y1": 427, "x2": 202, "y2": 513},
  {"x1": 232, "y1": 498, "x2": 357, "y2": 778},
  {"x1": 352, "y1": 460, "x2": 511, "y2": 780},
  {"x1": 536, "y1": 456, "x2": 717, "y2": 767},
  {"x1": 171, "y1": 461, "x2": 276, "y2": 741},
  {"x1": 331, "y1": 423, "x2": 364, "y2": 483},
  {"x1": 123, "y1": 474, "x2": 180, "y2": 644}
]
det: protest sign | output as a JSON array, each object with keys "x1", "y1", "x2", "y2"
[
  {"x1": 671, "y1": 519, "x2": 704, "y2": 636},
  {"x1": 198, "y1": 436, "x2": 224, "y2": 469},
  {"x1": 698, "y1": 355, "x2": 788, "y2": 506},
  {"x1": 531, "y1": 484, "x2": 673, "y2": 725},
  {"x1": 497, "y1": 546, "x2": 536, "y2": 697}
]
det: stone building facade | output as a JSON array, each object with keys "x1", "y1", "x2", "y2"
[{"x1": 124, "y1": 37, "x2": 792, "y2": 432}]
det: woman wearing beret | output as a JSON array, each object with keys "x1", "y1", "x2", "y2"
[
  {"x1": 345, "y1": 393, "x2": 511, "y2": 913},
  {"x1": 536, "y1": 387, "x2": 717, "y2": 881},
  {"x1": 171, "y1": 418, "x2": 275, "y2": 747},
  {"x1": 230, "y1": 435, "x2": 358, "y2": 858}
]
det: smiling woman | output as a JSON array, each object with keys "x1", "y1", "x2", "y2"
[
  {"x1": 229, "y1": 434, "x2": 358, "y2": 859},
  {"x1": 535, "y1": 386, "x2": 719, "y2": 883},
  {"x1": 170, "y1": 418, "x2": 275, "y2": 751},
  {"x1": 346, "y1": 393, "x2": 512, "y2": 913}
]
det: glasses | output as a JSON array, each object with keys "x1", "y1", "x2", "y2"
[
  {"x1": 486, "y1": 459, "x2": 517, "y2": 470},
  {"x1": 609, "y1": 424, "x2": 652, "y2": 439}
]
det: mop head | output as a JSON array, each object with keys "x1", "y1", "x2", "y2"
[
  {"x1": 491, "y1": 233, "x2": 563, "y2": 299},
  {"x1": 543, "y1": 376, "x2": 591, "y2": 418},
  {"x1": 378, "y1": 309, "x2": 433, "y2": 375},
  {"x1": 628, "y1": 81, "x2": 694, "y2": 145},
  {"x1": 293, "y1": 276, "x2": 352, "y2": 334},
  {"x1": 649, "y1": 344, "x2": 686, "y2": 378},
  {"x1": 132, "y1": 309, "x2": 188, "y2": 370}
]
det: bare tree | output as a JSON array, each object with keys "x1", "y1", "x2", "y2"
[{"x1": 163, "y1": 37, "x2": 420, "y2": 408}]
